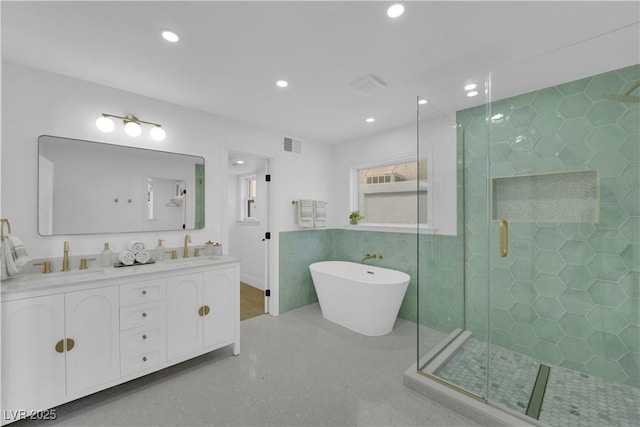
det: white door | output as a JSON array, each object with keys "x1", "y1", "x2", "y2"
[
  {"x1": 65, "y1": 286, "x2": 120, "y2": 395},
  {"x1": 166, "y1": 273, "x2": 203, "y2": 360},
  {"x1": 1, "y1": 295, "x2": 66, "y2": 414},
  {"x1": 203, "y1": 268, "x2": 236, "y2": 349}
]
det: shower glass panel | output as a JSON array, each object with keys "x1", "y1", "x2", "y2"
[
  {"x1": 416, "y1": 74, "x2": 492, "y2": 402},
  {"x1": 416, "y1": 62, "x2": 639, "y2": 426}
]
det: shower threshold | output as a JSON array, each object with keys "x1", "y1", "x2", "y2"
[{"x1": 405, "y1": 330, "x2": 640, "y2": 427}]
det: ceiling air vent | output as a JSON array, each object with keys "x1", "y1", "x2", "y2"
[
  {"x1": 282, "y1": 137, "x2": 302, "y2": 154},
  {"x1": 350, "y1": 74, "x2": 388, "y2": 96}
]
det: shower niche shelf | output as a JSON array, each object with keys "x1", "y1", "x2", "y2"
[{"x1": 492, "y1": 170, "x2": 599, "y2": 223}]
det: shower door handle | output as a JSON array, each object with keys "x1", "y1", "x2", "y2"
[{"x1": 499, "y1": 219, "x2": 508, "y2": 258}]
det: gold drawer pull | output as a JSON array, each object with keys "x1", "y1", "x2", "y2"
[
  {"x1": 142, "y1": 334, "x2": 147, "y2": 340},
  {"x1": 142, "y1": 290, "x2": 147, "y2": 295},
  {"x1": 499, "y1": 219, "x2": 508, "y2": 258},
  {"x1": 198, "y1": 306, "x2": 204, "y2": 317},
  {"x1": 142, "y1": 356, "x2": 148, "y2": 362},
  {"x1": 66, "y1": 338, "x2": 75, "y2": 351},
  {"x1": 142, "y1": 312, "x2": 147, "y2": 318},
  {"x1": 55, "y1": 339, "x2": 64, "y2": 353},
  {"x1": 204, "y1": 305, "x2": 211, "y2": 316}
]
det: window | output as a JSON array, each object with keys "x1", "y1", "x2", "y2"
[
  {"x1": 351, "y1": 157, "x2": 429, "y2": 227},
  {"x1": 242, "y1": 175, "x2": 258, "y2": 221}
]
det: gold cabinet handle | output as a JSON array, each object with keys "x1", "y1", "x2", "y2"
[
  {"x1": 198, "y1": 306, "x2": 204, "y2": 317},
  {"x1": 499, "y1": 219, "x2": 508, "y2": 258},
  {"x1": 142, "y1": 356, "x2": 148, "y2": 362},
  {"x1": 142, "y1": 290, "x2": 147, "y2": 295},
  {"x1": 55, "y1": 339, "x2": 65, "y2": 353},
  {"x1": 142, "y1": 334, "x2": 147, "y2": 340},
  {"x1": 66, "y1": 338, "x2": 75, "y2": 351},
  {"x1": 142, "y1": 312, "x2": 147, "y2": 318},
  {"x1": 204, "y1": 305, "x2": 211, "y2": 316}
]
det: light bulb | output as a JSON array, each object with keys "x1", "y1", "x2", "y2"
[
  {"x1": 387, "y1": 3, "x2": 405, "y2": 18},
  {"x1": 124, "y1": 121, "x2": 142, "y2": 137},
  {"x1": 150, "y1": 126, "x2": 166, "y2": 141},
  {"x1": 96, "y1": 116, "x2": 115, "y2": 133}
]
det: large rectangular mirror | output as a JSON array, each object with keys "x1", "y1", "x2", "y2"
[{"x1": 38, "y1": 135, "x2": 205, "y2": 235}]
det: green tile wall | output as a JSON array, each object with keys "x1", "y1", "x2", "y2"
[{"x1": 460, "y1": 64, "x2": 639, "y2": 387}]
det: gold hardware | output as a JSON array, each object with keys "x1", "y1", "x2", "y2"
[
  {"x1": 62, "y1": 241, "x2": 71, "y2": 272},
  {"x1": 183, "y1": 234, "x2": 192, "y2": 258},
  {"x1": 79, "y1": 258, "x2": 96, "y2": 270},
  {"x1": 55, "y1": 339, "x2": 64, "y2": 353},
  {"x1": 198, "y1": 306, "x2": 205, "y2": 317},
  {"x1": 499, "y1": 219, "x2": 508, "y2": 258},
  {"x1": 204, "y1": 305, "x2": 211, "y2": 316},
  {"x1": 361, "y1": 253, "x2": 380, "y2": 264},
  {"x1": 66, "y1": 338, "x2": 75, "y2": 351},
  {"x1": 142, "y1": 290, "x2": 147, "y2": 295},
  {"x1": 0, "y1": 218, "x2": 11, "y2": 241},
  {"x1": 142, "y1": 356, "x2": 148, "y2": 362},
  {"x1": 114, "y1": 198, "x2": 119, "y2": 203},
  {"x1": 142, "y1": 312, "x2": 147, "y2": 318},
  {"x1": 166, "y1": 249, "x2": 178, "y2": 259},
  {"x1": 194, "y1": 247, "x2": 202, "y2": 257},
  {"x1": 128, "y1": 198, "x2": 132, "y2": 203},
  {"x1": 142, "y1": 334, "x2": 147, "y2": 340},
  {"x1": 34, "y1": 261, "x2": 52, "y2": 274}
]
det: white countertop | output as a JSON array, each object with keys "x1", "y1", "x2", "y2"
[{"x1": 1, "y1": 255, "x2": 239, "y2": 301}]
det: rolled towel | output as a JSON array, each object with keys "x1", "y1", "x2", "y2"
[
  {"x1": 127, "y1": 239, "x2": 145, "y2": 254},
  {"x1": 134, "y1": 250, "x2": 151, "y2": 264},
  {"x1": 117, "y1": 250, "x2": 136, "y2": 266}
]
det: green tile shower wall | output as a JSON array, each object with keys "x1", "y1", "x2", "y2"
[{"x1": 460, "y1": 64, "x2": 639, "y2": 386}]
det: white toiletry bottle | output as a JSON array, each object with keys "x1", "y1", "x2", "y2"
[
  {"x1": 101, "y1": 242, "x2": 112, "y2": 267},
  {"x1": 155, "y1": 239, "x2": 165, "y2": 262}
]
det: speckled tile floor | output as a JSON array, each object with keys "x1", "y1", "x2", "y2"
[{"x1": 12, "y1": 304, "x2": 479, "y2": 427}]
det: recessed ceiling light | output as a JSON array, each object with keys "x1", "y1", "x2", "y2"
[
  {"x1": 276, "y1": 80, "x2": 288, "y2": 88},
  {"x1": 387, "y1": 2, "x2": 405, "y2": 18},
  {"x1": 467, "y1": 91, "x2": 479, "y2": 97},
  {"x1": 161, "y1": 31, "x2": 179, "y2": 43},
  {"x1": 418, "y1": 99, "x2": 428, "y2": 105},
  {"x1": 464, "y1": 83, "x2": 477, "y2": 91},
  {"x1": 366, "y1": 117, "x2": 376, "y2": 123}
]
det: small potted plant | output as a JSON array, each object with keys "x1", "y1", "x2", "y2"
[{"x1": 349, "y1": 211, "x2": 364, "y2": 225}]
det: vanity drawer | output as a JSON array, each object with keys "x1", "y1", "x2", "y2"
[
  {"x1": 120, "y1": 322, "x2": 166, "y2": 376},
  {"x1": 120, "y1": 279, "x2": 166, "y2": 307},
  {"x1": 120, "y1": 301, "x2": 165, "y2": 330}
]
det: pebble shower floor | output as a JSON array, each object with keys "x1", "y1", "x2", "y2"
[{"x1": 433, "y1": 337, "x2": 640, "y2": 427}]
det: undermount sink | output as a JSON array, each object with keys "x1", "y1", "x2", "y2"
[
  {"x1": 165, "y1": 256, "x2": 217, "y2": 266},
  {"x1": 16, "y1": 268, "x2": 106, "y2": 287}
]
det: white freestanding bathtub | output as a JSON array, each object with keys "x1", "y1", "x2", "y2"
[{"x1": 309, "y1": 261, "x2": 410, "y2": 336}]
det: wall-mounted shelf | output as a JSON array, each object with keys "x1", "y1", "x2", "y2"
[{"x1": 492, "y1": 170, "x2": 599, "y2": 223}]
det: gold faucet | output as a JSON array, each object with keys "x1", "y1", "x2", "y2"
[
  {"x1": 361, "y1": 253, "x2": 382, "y2": 264},
  {"x1": 183, "y1": 234, "x2": 192, "y2": 258},
  {"x1": 62, "y1": 241, "x2": 71, "y2": 271}
]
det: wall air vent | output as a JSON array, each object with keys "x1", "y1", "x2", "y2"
[{"x1": 283, "y1": 137, "x2": 302, "y2": 154}]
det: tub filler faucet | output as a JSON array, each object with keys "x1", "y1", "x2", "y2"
[{"x1": 361, "y1": 253, "x2": 383, "y2": 264}]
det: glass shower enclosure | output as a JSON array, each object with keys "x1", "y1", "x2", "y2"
[{"x1": 413, "y1": 63, "x2": 639, "y2": 426}]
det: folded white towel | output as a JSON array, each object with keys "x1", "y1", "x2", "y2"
[
  {"x1": 127, "y1": 240, "x2": 145, "y2": 254},
  {"x1": 117, "y1": 250, "x2": 136, "y2": 266},
  {"x1": 134, "y1": 251, "x2": 151, "y2": 264},
  {"x1": 2, "y1": 240, "x2": 19, "y2": 277},
  {"x1": 313, "y1": 200, "x2": 327, "y2": 228},
  {"x1": 297, "y1": 199, "x2": 314, "y2": 228},
  {"x1": 7, "y1": 235, "x2": 31, "y2": 269}
]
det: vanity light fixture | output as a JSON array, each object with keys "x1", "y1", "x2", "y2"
[{"x1": 96, "y1": 113, "x2": 166, "y2": 141}]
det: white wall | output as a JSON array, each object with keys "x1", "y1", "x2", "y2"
[
  {"x1": 1, "y1": 61, "x2": 335, "y2": 315},
  {"x1": 332, "y1": 113, "x2": 458, "y2": 236}
]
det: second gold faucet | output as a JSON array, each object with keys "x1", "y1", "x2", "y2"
[
  {"x1": 62, "y1": 240, "x2": 71, "y2": 272},
  {"x1": 183, "y1": 234, "x2": 192, "y2": 258}
]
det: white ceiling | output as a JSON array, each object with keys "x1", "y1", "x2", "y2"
[{"x1": 2, "y1": 1, "x2": 639, "y2": 144}]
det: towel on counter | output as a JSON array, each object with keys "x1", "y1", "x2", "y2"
[
  {"x1": 6, "y1": 236, "x2": 32, "y2": 269},
  {"x1": 1, "y1": 241, "x2": 16, "y2": 279},
  {"x1": 134, "y1": 251, "x2": 151, "y2": 264},
  {"x1": 127, "y1": 239, "x2": 145, "y2": 254},
  {"x1": 313, "y1": 200, "x2": 327, "y2": 228},
  {"x1": 117, "y1": 250, "x2": 136, "y2": 266},
  {"x1": 297, "y1": 199, "x2": 315, "y2": 228}
]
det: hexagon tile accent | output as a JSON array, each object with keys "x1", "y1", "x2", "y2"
[{"x1": 460, "y1": 64, "x2": 639, "y2": 388}]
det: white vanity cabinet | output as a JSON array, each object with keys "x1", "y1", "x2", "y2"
[
  {"x1": 1, "y1": 286, "x2": 119, "y2": 414},
  {"x1": 1, "y1": 258, "x2": 240, "y2": 426},
  {"x1": 167, "y1": 267, "x2": 237, "y2": 360}
]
